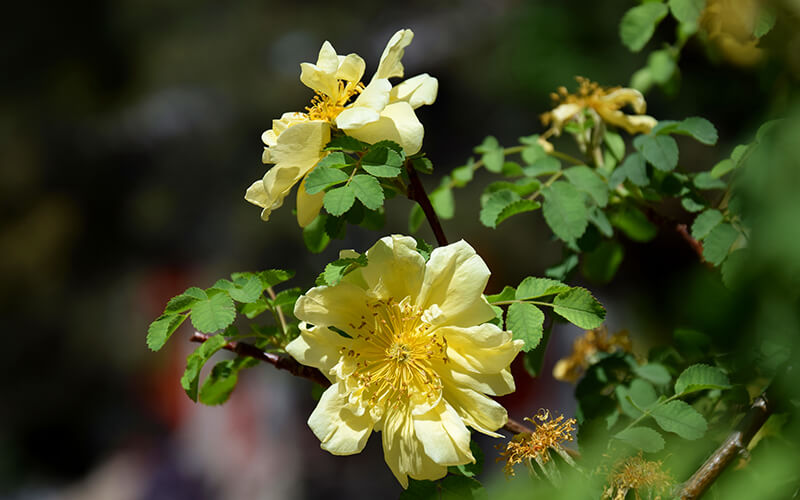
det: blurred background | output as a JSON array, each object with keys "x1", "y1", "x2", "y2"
[{"x1": 2, "y1": 0, "x2": 798, "y2": 498}]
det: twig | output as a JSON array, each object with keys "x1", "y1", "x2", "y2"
[
  {"x1": 677, "y1": 393, "x2": 771, "y2": 499},
  {"x1": 190, "y1": 332, "x2": 330, "y2": 388},
  {"x1": 676, "y1": 223, "x2": 705, "y2": 262},
  {"x1": 405, "y1": 160, "x2": 449, "y2": 246}
]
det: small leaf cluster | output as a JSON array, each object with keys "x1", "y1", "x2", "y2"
[
  {"x1": 487, "y1": 277, "x2": 606, "y2": 376},
  {"x1": 304, "y1": 136, "x2": 431, "y2": 253},
  {"x1": 147, "y1": 269, "x2": 300, "y2": 405}
]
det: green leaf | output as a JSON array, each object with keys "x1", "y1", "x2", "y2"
[
  {"x1": 315, "y1": 151, "x2": 354, "y2": 169},
  {"x1": 619, "y1": 2, "x2": 669, "y2": 52},
  {"x1": 615, "y1": 152, "x2": 649, "y2": 187},
  {"x1": 486, "y1": 285, "x2": 516, "y2": 303},
  {"x1": 181, "y1": 334, "x2": 228, "y2": 401},
  {"x1": 430, "y1": 179, "x2": 455, "y2": 220},
  {"x1": 451, "y1": 163, "x2": 474, "y2": 187},
  {"x1": 633, "y1": 363, "x2": 672, "y2": 385},
  {"x1": 675, "y1": 364, "x2": 731, "y2": 395},
  {"x1": 674, "y1": 117, "x2": 718, "y2": 145},
  {"x1": 323, "y1": 184, "x2": 356, "y2": 216},
  {"x1": 564, "y1": 165, "x2": 609, "y2": 207},
  {"x1": 669, "y1": 0, "x2": 705, "y2": 26},
  {"x1": 412, "y1": 157, "x2": 433, "y2": 174},
  {"x1": 636, "y1": 135, "x2": 679, "y2": 172},
  {"x1": 485, "y1": 180, "x2": 541, "y2": 197},
  {"x1": 589, "y1": 207, "x2": 614, "y2": 237},
  {"x1": 165, "y1": 287, "x2": 206, "y2": 313},
  {"x1": 305, "y1": 167, "x2": 349, "y2": 195},
  {"x1": 402, "y1": 476, "x2": 487, "y2": 500},
  {"x1": 702, "y1": 222, "x2": 739, "y2": 265},
  {"x1": 450, "y1": 440, "x2": 484, "y2": 478},
  {"x1": 480, "y1": 190, "x2": 520, "y2": 228},
  {"x1": 414, "y1": 237, "x2": 434, "y2": 261},
  {"x1": 605, "y1": 130, "x2": 626, "y2": 161},
  {"x1": 694, "y1": 172, "x2": 726, "y2": 190},
  {"x1": 409, "y1": 204, "x2": 425, "y2": 233},
  {"x1": 753, "y1": 7, "x2": 776, "y2": 38},
  {"x1": 318, "y1": 254, "x2": 369, "y2": 286},
  {"x1": 553, "y1": 287, "x2": 606, "y2": 329},
  {"x1": 545, "y1": 253, "x2": 579, "y2": 281},
  {"x1": 542, "y1": 181, "x2": 589, "y2": 243},
  {"x1": 691, "y1": 209, "x2": 723, "y2": 240},
  {"x1": 507, "y1": 302, "x2": 545, "y2": 352},
  {"x1": 362, "y1": 147, "x2": 404, "y2": 177},
  {"x1": 199, "y1": 357, "x2": 258, "y2": 405},
  {"x1": 259, "y1": 269, "x2": 295, "y2": 288},
  {"x1": 475, "y1": 136, "x2": 504, "y2": 173},
  {"x1": 582, "y1": 240, "x2": 624, "y2": 284},
  {"x1": 610, "y1": 205, "x2": 658, "y2": 242},
  {"x1": 523, "y1": 156, "x2": 561, "y2": 177},
  {"x1": 515, "y1": 277, "x2": 569, "y2": 300},
  {"x1": 496, "y1": 200, "x2": 540, "y2": 226},
  {"x1": 303, "y1": 214, "x2": 331, "y2": 253},
  {"x1": 682, "y1": 194, "x2": 706, "y2": 212},
  {"x1": 648, "y1": 49, "x2": 677, "y2": 84},
  {"x1": 147, "y1": 313, "x2": 188, "y2": 351},
  {"x1": 721, "y1": 248, "x2": 748, "y2": 289},
  {"x1": 614, "y1": 426, "x2": 666, "y2": 453},
  {"x1": 191, "y1": 291, "x2": 236, "y2": 333},
  {"x1": 325, "y1": 135, "x2": 368, "y2": 152},
  {"x1": 273, "y1": 287, "x2": 302, "y2": 311},
  {"x1": 710, "y1": 159, "x2": 735, "y2": 179},
  {"x1": 240, "y1": 297, "x2": 270, "y2": 319},
  {"x1": 650, "y1": 400, "x2": 708, "y2": 440},
  {"x1": 350, "y1": 174, "x2": 384, "y2": 210},
  {"x1": 617, "y1": 379, "x2": 658, "y2": 417},
  {"x1": 212, "y1": 276, "x2": 263, "y2": 304}
]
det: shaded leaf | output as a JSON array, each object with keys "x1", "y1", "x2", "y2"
[
  {"x1": 691, "y1": 209, "x2": 723, "y2": 240},
  {"x1": 181, "y1": 334, "x2": 228, "y2": 401},
  {"x1": 323, "y1": 184, "x2": 356, "y2": 216},
  {"x1": 651, "y1": 400, "x2": 708, "y2": 440},
  {"x1": 702, "y1": 222, "x2": 739, "y2": 265},
  {"x1": 615, "y1": 426, "x2": 665, "y2": 453},
  {"x1": 675, "y1": 364, "x2": 731, "y2": 395},
  {"x1": 620, "y1": 3, "x2": 669, "y2": 52},
  {"x1": 147, "y1": 314, "x2": 188, "y2": 351},
  {"x1": 542, "y1": 181, "x2": 589, "y2": 243},
  {"x1": 507, "y1": 303, "x2": 545, "y2": 352},
  {"x1": 553, "y1": 288, "x2": 606, "y2": 329}
]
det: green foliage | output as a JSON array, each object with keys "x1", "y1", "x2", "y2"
[
  {"x1": 669, "y1": 0, "x2": 705, "y2": 28},
  {"x1": 614, "y1": 426, "x2": 665, "y2": 452},
  {"x1": 650, "y1": 400, "x2": 707, "y2": 440},
  {"x1": 635, "y1": 134, "x2": 679, "y2": 172},
  {"x1": 402, "y1": 475, "x2": 487, "y2": 500},
  {"x1": 552, "y1": 288, "x2": 606, "y2": 329},
  {"x1": 507, "y1": 302, "x2": 545, "y2": 352},
  {"x1": 674, "y1": 364, "x2": 731, "y2": 395},
  {"x1": 542, "y1": 181, "x2": 589, "y2": 244},
  {"x1": 316, "y1": 253, "x2": 369, "y2": 286},
  {"x1": 702, "y1": 223, "x2": 739, "y2": 265},
  {"x1": 619, "y1": 2, "x2": 669, "y2": 52},
  {"x1": 474, "y1": 136, "x2": 505, "y2": 173},
  {"x1": 181, "y1": 334, "x2": 228, "y2": 401}
]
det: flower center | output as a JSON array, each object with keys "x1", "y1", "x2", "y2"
[
  {"x1": 305, "y1": 80, "x2": 364, "y2": 122},
  {"x1": 341, "y1": 297, "x2": 448, "y2": 409}
]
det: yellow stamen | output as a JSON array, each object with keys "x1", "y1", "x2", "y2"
[{"x1": 305, "y1": 80, "x2": 364, "y2": 122}]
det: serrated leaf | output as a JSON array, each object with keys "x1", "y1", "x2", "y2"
[
  {"x1": 691, "y1": 209, "x2": 723, "y2": 240},
  {"x1": 617, "y1": 379, "x2": 658, "y2": 418},
  {"x1": 633, "y1": 363, "x2": 672, "y2": 385},
  {"x1": 564, "y1": 165, "x2": 609, "y2": 207},
  {"x1": 451, "y1": 163, "x2": 474, "y2": 187},
  {"x1": 702, "y1": 222, "x2": 739, "y2": 265},
  {"x1": 199, "y1": 357, "x2": 258, "y2": 405},
  {"x1": 475, "y1": 136, "x2": 504, "y2": 173},
  {"x1": 523, "y1": 156, "x2": 561, "y2": 177},
  {"x1": 315, "y1": 151, "x2": 354, "y2": 170},
  {"x1": 637, "y1": 135, "x2": 679, "y2": 172},
  {"x1": 675, "y1": 364, "x2": 731, "y2": 395},
  {"x1": 350, "y1": 174, "x2": 384, "y2": 210},
  {"x1": 412, "y1": 157, "x2": 433, "y2": 174},
  {"x1": 614, "y1": 426, "x2": 665, "y2": 453},
  {"x1": 669, "y1": 0, "x2": 704, "y2": 26},
  {"x1": 610, "y1": 205, "x2": 658, "y2": 242},
  {"x1": 710, "y1": 159, "x2": 735, "y2": 179},
  {"x1": 325, "y1": 135, "x2": 368, "y2": 152},
  {"x1": 542, "y1": 181, "x2": 589, "y2": 243},
  {"x1": 496, "y1": 199, "x2": 541, "y2": 226},
  {"x1": 486, "y1": 286, "x2": 516, "y2": 304},
  {"x1": 191, "y1": 291, "x2": 236, "y2": 333},
  {"x1": 323, "y1": 184, "x2": 356, "y2": 216},
  {"x1": 402, "y1": 476, "x2": 487, "y2": 500},
  {"x1": 305, "y1": 167, "x2": 349, "y2": 194},
  {"x1": 693, "y1": 172, "x2": 726, "y2": 190},
  {"x1": 620, "y1": 3, "x2": 669, "y2": 52},
  {"x1": 212, "y1": 276, "x2": 263, "y2": 304},
  {"x1": 515, "y1": 277, "x2": 569, "y2": 300},
  {"x1": 553, "y1": 287, "x2": 606, "y2": 329},
  {"x1": 362, "y1": 146, "x2": 404, "y2": 177},
  {"x1": 181, "y1": 334, "x2": 228, "y2": 401},
  {"x1": 273, "y1": 287, "x2": 302, "y2": 313},
  {"x1": 651, "y1": 400, "x2": 708, "y2": 440},
  {"x1": 545, "y1": 253, "x2": 579, "y2": 281},
  {"x1": 147, "y1": 314, "x2": 188, "y2": 351},
  {"x1": 165, "y1": 289, "x2": 204, "y2": 314},
  {"x1": 319, "y1": 254, "x2": 368, "y2": 286},
  {"x1": 507, "y1": 302, "x2": 545, "y2": 352},
  {"x1": 674, "y1": 117, "x2": 718, "y2": 145},
  {"x1": 480, "y1": 189, "x2": 520, "y2": 228},
  {"x1": 605, "y1": 131, "x2": 626, "y2": 161},
  {"x1": 259, "y1": 269, "x2": 295, "y2": 288},
  {"x1": 241, "y1": 297, "x2": 270, "y2": 319},
  {"x1": 430, "y1": 179, "x2": 455, "y2": 220},
  {"x1": 616, "y1": 152, "x2": 649, "y2": 187},
  {"x1": 485, "y1": 180, "x2": 541, "y2": 197}
]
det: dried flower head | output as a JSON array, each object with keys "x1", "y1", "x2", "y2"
[
  {"x1": 603, "y1": 453, "x2": 672, "y2": 500},
  {"x1": 541, "y1": 77, "x2": 657, "y2": 136},
  {"x1": 553, "y1": 326, "x2": 632, "y2": 383},
  {"x1": 497, "y1": 409, "x2": 577, "y2": 477}
]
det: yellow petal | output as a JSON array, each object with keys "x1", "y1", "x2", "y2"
[
  {"x1": 270, "y1": 120, "x2": 330, "y2": 172},
  {"x1": 596, "y1": 108, "x2": 657, "y2": 135},
  {"x1": 254, "y1": 165, "x2": 303, "y2": 220},
  {"x1": 381, "y1": 407, "x2": 448, "y2": 488},
  {"x1": 296, "y1": 175, "x2": 324, "y2": 227},
  {"x1": 335, "y1": 107, "x2": 382, "y2": 130},
  {"x1": 336, "y1": 53, "x2": 366, "y2": 82},
  {"x1": 416, "y1": 240, "x2": 497, "y2": 327},
  {"x1": 374, "y1": 29, "x2": 414, "y2": 81},
  {"x1": 308, "y1": 383, "x2": 376, "y2": 455},
  {"x1": 294, "y1": 282, "x2": 371, "y2": 336},
  {"x1": 545, "y1": 103, "x2": 582, "y2": 134},
  {"x1": 599, "y1": 87, "x2": 648, "y2": 114},
  {"x1": 442, "y1": 383, "x2": 509, "y2": 437},
  {"x1": 390, "y1": 74, "x2": 438, "y2": 109},
  {"x1": 286, "y1": 323, "x2": 347, "y2": 382},
  {"x1": 244, "y1": 179, "x2": 268, "y2": 208},
  {"x1": 412, "y1": 401, "x2": 473, "y2": 465},
  {"x1": 361, "y1": 235, "x2": 426, "y2": 301},
  {"x1": 442, "y1": 324, "x2": 522, "y2": 374},
  {"x1": 344, "y1": 101, "x2": 424, "y2": 155}
]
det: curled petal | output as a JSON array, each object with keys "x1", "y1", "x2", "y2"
[
  {"x1": 542, "y1": 103, "x2": 582, "y2": 134},
  {"x1": 381, "y1": 407, "x2": 448, "y2": 488},
  {"x1": 309, "y1": 383, "x2": 376, "y2": 455},
  {"x1": 336, "y1": 53, "x2": 366, "y2": 82},
  {"x1": 361, "y1": 235, "x2": 426, "y2": 302},
  {"x1": 269, "y1": 120, "x2": 330, "y2": 172},
  {"x1": 441, "y1": 324, "x2": 523, "y2": 376},
  {"x1": 286, "y1": 323, "x2": 348, "y2": 381},
  {"x1": 374, "y1": 29, "x2": 414, "y2": 81},
  {"x1": 442, "y1": 383, "x2": 509, "y2": 437},
  {"x1": 245, "y1": 165, "x2": 302, "y2": 220},
  {"x1": 596, "y1": 109, "x2": 657, "y2": 135},
  {"x1": 344, "y1": 101, "x2": 424, "y2": 155},
  {"x1": 413, "y1": 401, "x2": 473, "y2": 464},
  {"x1": 296, "y1": 175, "x2": 325, "y2": 228},
  {"x1": 598, "y1": 87, "x2": 648, "y2": 114},
  {"x1": 390, "y1": 74, "x2": 438, "y2": 109}
]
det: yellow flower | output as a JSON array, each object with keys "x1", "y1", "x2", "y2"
[
  {"x1": 553, "y1": 326, "x2": 632, "y2": 383},
  {"x1": 245, "y1": 30, "x2": 438, "y2": 227},
  {"x1": 541, "y1": 77, "x2": 657, "y2": 136},
  {"x1": 497, "y1": 409, "x2": 577, "y2": 477},
  {"x1": 286, "y1": 235, "x2": 523, "y2": 487},
  {"x1": 700, "y1": 0, "x2": 765, "y2": 67}
]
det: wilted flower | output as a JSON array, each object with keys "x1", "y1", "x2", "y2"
[
  {"x1": 286, "y1": 235, "x2": 523, "y2": 487},
  {"x1": 603, "y1": 453, "x2": 672, "y2": 500},
  {"x1": 700, "y1": 0, "x2": 765, "y2": 67},
  {"x1": 553, "y1": 326, "x2": 632, "y2": 383},
  {"x1": 541, "y1": 77, "x2": 657, "y2": 136},
  {"x1": 246, "y1": 30, "x2": 438, "y2": 227},
  {"x1": 497, "y1": 409, "x2": 577, "y2": 477}
]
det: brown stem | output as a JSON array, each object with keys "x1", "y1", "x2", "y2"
[
  {"x1": 190, "y1": 332, "x2": 331, "y2": 388},
  {"x1": 678, "y1": 393, "x2": 771, "y2": 499},
  {"x1": 676, "y1": 223, "x2": 705, "y2": 262},
  {"x1": 405, "y1": 160, "x2": 449, "y2": 246}
]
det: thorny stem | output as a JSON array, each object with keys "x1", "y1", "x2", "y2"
[{"x1": 405, "y1": 160, "x2": 449, "y2": 247}]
